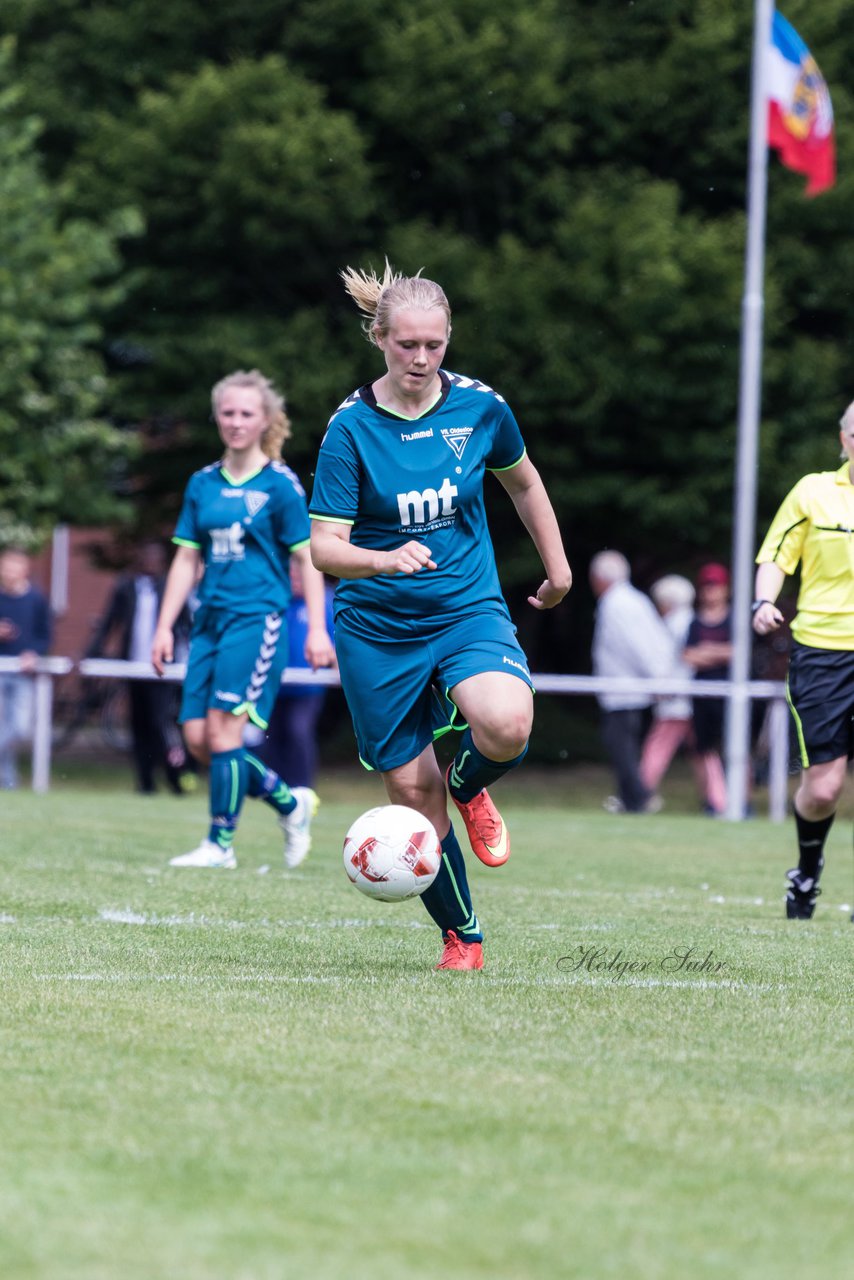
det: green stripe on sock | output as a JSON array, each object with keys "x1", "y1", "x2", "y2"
[{"x1": 442, "y1": 852, "x2": 478, "y2": 932}]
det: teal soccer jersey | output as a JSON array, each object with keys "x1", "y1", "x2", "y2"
[
  {"x1": 174, "y1": 461, "x2": 310, "y2": 615},
  {"x1": 309, "y1": 371, "x2": 525, "y2": 624}
]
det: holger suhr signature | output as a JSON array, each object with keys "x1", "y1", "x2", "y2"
[{"x1": 557, "y1": 944, "x2": 728, "y2": 981}]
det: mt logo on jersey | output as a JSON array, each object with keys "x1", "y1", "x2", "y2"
[{"x1": 396, "y1": 478, "x2": 458, "y2": 527}]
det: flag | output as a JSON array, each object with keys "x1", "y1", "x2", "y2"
[{"x1": 766, "y1": 13, "x2": 835, "y2": 196}]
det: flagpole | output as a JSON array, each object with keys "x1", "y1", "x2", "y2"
[{"x1": 724, "y1": 0, "x2": 774, "y2": 821}]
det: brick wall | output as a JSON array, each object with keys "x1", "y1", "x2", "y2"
[{"x1": 32, "y1": 528, "x2": 120, "y2": 658}]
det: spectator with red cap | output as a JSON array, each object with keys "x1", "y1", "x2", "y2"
[{"x1": 683, "y1": 563, "x2": 732, "y2": 815}]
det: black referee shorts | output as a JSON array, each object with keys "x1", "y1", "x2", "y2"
[{"x1": 786, "y1": 640, "x2": 854, "y2": 768}]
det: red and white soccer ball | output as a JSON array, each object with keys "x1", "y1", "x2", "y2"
[{"x1": 343, "y1": 805, "x2": 442, "y2": 902}]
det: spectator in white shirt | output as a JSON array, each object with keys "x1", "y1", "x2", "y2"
[{"x1": 589, "y1": 551, "x2": 672, "y2": 813}]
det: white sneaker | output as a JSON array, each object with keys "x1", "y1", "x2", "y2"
[
  {"x1": 169, "y1": 838, "x2": 237, "y2": 869},
  {"x1": 279, "y1": 787, "x2": 319, "y2": 868}
]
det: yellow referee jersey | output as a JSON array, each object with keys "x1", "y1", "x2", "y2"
[{"x1": 756, "y1": 461, "x2": 854, "y2": 649}]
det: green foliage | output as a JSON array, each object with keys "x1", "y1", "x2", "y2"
[
  {"x1": 3, "y1": 1, "x2": 853, "y2": 591},
  {"x1": 63, "y1": 52, "x2": 375, "y2": 501},
  {"x1": 0, "y1": 40, "x2": 138, "y2": 547}
]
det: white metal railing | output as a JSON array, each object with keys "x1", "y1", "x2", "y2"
[
  {"x1": 0, "y1": 655, "x2": 74, "y2": 793},
  {"x1": 2, "y1": 656, "x2": 791, "y2": 817}
]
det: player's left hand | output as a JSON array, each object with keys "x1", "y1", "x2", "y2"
[
  {"x1": 528, "y1": 577, "x2": 571, "y2": 610},
  {"x1": 305, "y1": 627, "x2": 335, "y2": 670},
  {"x1": 151, "y1": 624, "x2": 174, "y2": 676}
]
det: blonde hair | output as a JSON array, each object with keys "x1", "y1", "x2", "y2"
[
  {"x1": 340, "y1": 259, "x2": 452, "y2": 347},
  {"x1": 211, "y1": 369, "x2": 292, "y2": 460}
]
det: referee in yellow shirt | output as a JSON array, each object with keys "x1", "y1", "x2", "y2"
[{"x1": 752, "y1": 404, "x2": 854, "y2": 919}]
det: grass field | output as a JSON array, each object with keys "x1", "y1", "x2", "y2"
[{"x1": 1, "y1": 768, "x2": 852, "y2": 1280}]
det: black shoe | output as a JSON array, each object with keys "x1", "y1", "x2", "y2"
[{"x1": 785, "y1": 867, "x2": 821, "y2": 919}]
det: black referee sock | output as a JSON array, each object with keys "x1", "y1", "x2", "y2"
[{"x1": 793, "y1": 807, "x2": 834, "y2": 882}]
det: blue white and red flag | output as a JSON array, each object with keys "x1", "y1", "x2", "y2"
[{"x1": 766, "y1": 13, "x2": 835, "y2": 196}]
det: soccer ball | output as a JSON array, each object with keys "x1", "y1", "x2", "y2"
[{"x1": 343, "y1": 805, "x2": 442, "y2": 902}]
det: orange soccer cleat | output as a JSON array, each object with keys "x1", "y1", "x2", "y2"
[
  {"x1": 435, "y1": 930, "x2": 484, "y2": 971},
  {"x1": 446, "y1": 767, "x2": 510, "y2": 867}
]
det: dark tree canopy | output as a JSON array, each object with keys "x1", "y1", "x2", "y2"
[{"x1": 2, "y1": 1, "x2": 851, "y2": 604}]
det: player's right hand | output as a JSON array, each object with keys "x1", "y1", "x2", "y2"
[
  {"x1": 751, "y1": 601, "x2": 784, "y2": 636},
  {"x1": 151, "y1": 625, "x2": 173, "y2": 676},
  {"x1": 381, "y1": 541, "x2": 438, "y2": 575}
]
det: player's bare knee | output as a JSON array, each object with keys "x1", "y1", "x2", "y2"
[
  {"x1": 386, "y1": 775, "x2": 445, "y2": 825},
  {"x1": 391, "y1": 780, "x2": 429, "y2": 811},
  {"x1": 802, "y1": 778, "x2": 843, "y2": 813},
  {"x1": 476, "y1": 713, "x2": 531, "y2": 761},
  {"x1": 186, "y1": 740, "x2": 210, "y2": 767},
  {"x1": 183, "y1": 723, "x2": 208, "y2": 763}
]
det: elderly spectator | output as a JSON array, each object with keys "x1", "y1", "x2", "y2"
[{"x1": 589, "y1": 551, "x2": 671, "y2": 814}]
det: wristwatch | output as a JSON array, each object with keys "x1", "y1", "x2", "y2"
[{"x1": 751, "y1": 599, "x2": 773, "y2": 615}]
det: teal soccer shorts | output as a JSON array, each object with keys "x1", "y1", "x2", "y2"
[
  {"x1": 333, "y1": 605, "x2": 534, "y2": 772},
  {"x1": 180, "y1": 607, "x2": 288, "y2": 729}
]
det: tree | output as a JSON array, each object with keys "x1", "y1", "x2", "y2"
[
  {"x1": 0, "y1": 40, "x2": 139, "y2": 547},
  {"x1": 54, "y1": 52, "x2": 377, "y2": 528},
  {"x1": 6, "y1": 0, "x2": 854, "y2": 591}
]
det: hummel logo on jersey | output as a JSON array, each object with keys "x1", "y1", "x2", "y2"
[
  {"x1": 244, "y1": 491, "x2": 269, "y2": 517},
  {"x1": 210, "y1": 523, "x2": 246, "y2": 560},
  {"x1": 447, "y1": 372, "x2": 506, "y2": 404},
  {"x1": 400, "y1": 427, "x2": 434, "y2": 443},
  {"x1": 440, "y1": 426, "x2": 473, "y2": 460},
  {"x1": 396, "y1": 478, "x2": 458, "y2": 527}
]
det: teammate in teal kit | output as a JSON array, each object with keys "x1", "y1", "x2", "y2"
[
  {"x1": 152, "y1": 369, "x2": 334, "y2": 869},
  {"x1": 310, "y1": 263, "x2": 571, "y2": 970}
]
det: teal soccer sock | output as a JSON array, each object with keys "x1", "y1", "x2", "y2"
[
  {"x1": 208, "y1": 748, "x2": 249, "y2": 849},
  {"x1": 447, "y1": 727, "x2": 528, "y2": 803},
  {"x1": 244, "y1": 750, "x2": 296, "y2": 815},
  {"x1": 419, "y1": 823, "x2": 482, "y2": 943}
]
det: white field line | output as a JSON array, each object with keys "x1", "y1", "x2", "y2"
[
  {"x1": 5, "y1": 894, "x2": 851, "y2": 936},
  {"x1": 32, "y1": 971, "x2": 781, "y2": 993},
  {"x1": 96, "y1": 909, "x2": 431, "y2": 930},
  {"x1": 35, "y1": 973, "x2": 349, "y2": 985},
  {"x1": 553, "y1": 974, "x2": 782, "y2": 992}
]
